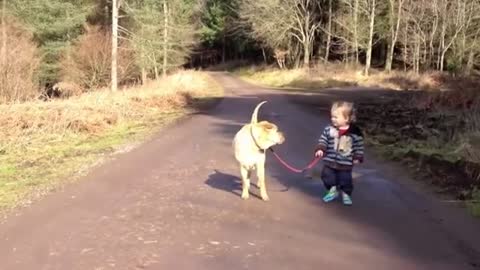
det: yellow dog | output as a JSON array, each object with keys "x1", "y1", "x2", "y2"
[{"x1": 232, "y1": 101, "x2": 285, "y2": 201}]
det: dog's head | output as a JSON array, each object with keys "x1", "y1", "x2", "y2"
[{"x1": 251, "y1": 121, "x2": 285, "y2": 149}]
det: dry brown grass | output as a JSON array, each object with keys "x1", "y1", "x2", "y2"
[
  {"x1": 235, "y1": 63, "x2": 480, "y2": 93},
  {"x1": 311, "y1": 63, "x2": 449, "y2": 91},
  {"x1": 0, "y1": 70, "x2": 223, "y2": 211},
  {"x1": 1, "y1": 70, "x2": 216, "y2": 148}
]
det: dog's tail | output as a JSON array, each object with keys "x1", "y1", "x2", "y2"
[{"x1": 250, "y1": 101, "x2": 267, "y2": 124}]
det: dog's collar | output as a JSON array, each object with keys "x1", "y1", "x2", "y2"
[{"x1": 249, "y1": 125, "x2": 266, "y2": 153}]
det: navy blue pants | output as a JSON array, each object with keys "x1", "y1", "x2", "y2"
[{"x1": 321, "y1": 165, "x2": 353, "y2": 195}]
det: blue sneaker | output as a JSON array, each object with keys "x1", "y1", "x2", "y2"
[
  {"x1": 342, "y1": 192, "x2": 353, "y2": 206},
  {"x1": 323, "y1": 187, "x2": 338, "y2": 202}
]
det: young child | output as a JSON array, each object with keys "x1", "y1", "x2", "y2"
[{"x1": 314, "y1": 101, "x2": 364, "y2": 205}]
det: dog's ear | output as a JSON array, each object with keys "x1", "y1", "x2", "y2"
[
  {"x1": 257, "y1": 121, "x2": 277, "y2": 131},
  {"x1": 253, "y1": 121, "x2": 284, "y2": 147}
]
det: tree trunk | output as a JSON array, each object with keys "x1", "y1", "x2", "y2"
[
  {"x1": 385, "y1": 42, "x2": 393, "y2": 72},
  {"x1": 293, "y1": 43, "x2": 302, "y2": 68},
  {"x1": 466, "y1": 49, "x2": 474, "y2": 75},
  {"x1": 303, "y1": 42, "x2": 310, "y2": 67},
  {"x1": 303, "y1": 10, "x2": 310, "y2": 67},
  {"x1": 353, "y1": 0, "x2": 359, "y2": 64},
  {"x1": 428, "y1": 0, "x2": 439, "y2": 69},
  {"x1": 440, "y1": 50, "x2": 446, "y2": 71},
  {"x1": 423, "y1": 39, "x2": 427, "y2": 66},
  {"x1": 415, "y1": 35, "x2": 421, "y2": 73},
  {"x1": 428, "y1": 23, "x2": 437, "y2": 68},
  {"x1": 162, "y1": 0, "x2": 168, "y2": 78},
  {"x1": 111, "y1": 0, "x2": 118, "y2": 92},
  {"x1": 262, "y1": 47, "x2": 267, "y2": 63},
  {"x1": 324, "y1": 0, "x2": 332, "y2": 64},
  {"x1": 141, "y1": 68, "x2": 147, "y2": 85},
  {"x1": 222, "y1": 32, "x2": 226, "y2": 64},
  {"x1": 345, "y1": 43, "x2": 350, "y2": 64},
  {"x1": 403, "y1": 20, "x2": 408, "y2": 71},
  {"x1": 438, "y1": 17, "x2": 447, "y2": 70},
  {"x1": 1, "y1": 0, "x2": 6, "y2": 69},
  {"x1": 365, "y1": 0, "x2": 376, "y2": 76},
  {"x1": 104, "y1": 4, "x2": 109, "y2": 26},
  {"x1": 385, "y1": 0, "x2": 402, "y2": 72},
  {"x1": 459, "y1": 30, "x2": 466, "y2": 66}
]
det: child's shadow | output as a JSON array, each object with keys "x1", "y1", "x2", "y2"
[{"x1": 205, "y1": 170, "x2": 263, "y2": 199}]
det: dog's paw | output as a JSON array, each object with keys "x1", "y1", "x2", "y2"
[
  {"x1": 261, "y1": 194, "x2": 270, "y2": 201},
  {"x1": 241, "y1": 192, "x2": 250, "y2": 200}
]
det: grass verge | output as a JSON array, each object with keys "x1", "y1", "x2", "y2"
[
  {"x1": 233, "y1": 64, "x2": 479, "y2": 92},
  {"x1": 0, "y1": 70, "x2": 223, "y2": 213}
]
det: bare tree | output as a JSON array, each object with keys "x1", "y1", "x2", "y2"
[
  {"x1": 451, "y1": 0, "x2": 480, "y2": 73},
  {"x1": 364, "y1": 0, "x2": 376, "y2": 75},
  {"x1": 126, "y1": 0, "x2": 201, "y2": 82},
  {"x1": 111, "y1": 0, "x2": 121, "y2": 92},
  {"x1": 353, "y1": 0, "x2": 359, "y2": 63},
  {"x1": 437, "y1": 0, "x2": 465, "y2": 71},
  {"x1": 427, "y1": 0, "x2": 439, "y2": 68},
  {"x1": 329, "y1": 0, "x2": 371, "y2": 65},
  {"x1": 400, "y1": 0, "x2": 438, "y2": 72},
  {"x1": 240, "y1": 0, "x2": 322, "y2": 67},
  {"x1": 320, "y1": 0, "x2": 480, "y2": 74},
  {"x1": 162, "y1": 0, "x2": 168, "y2": 78},
  {"x1": 465, "y1": 29, "x2": 479, "y2": 74},
  {"x1": 385, "y1": 0, "x2": 404, "y2": 72},
  {"x1": 0, "y1": 16, "x2": 40, "y2": 102},
  {"x1": 324, "y1": 0, "x2": 333, "y2": 63},
  {"x1": 1, "y1": 0, "x2": 6, "y2": 70},
  {"x1": 237, "y1": 0, "x2": 480, "y2": 75},
  {"x1": 465, "y1": 16, "x2": 480, "y2": 75}
]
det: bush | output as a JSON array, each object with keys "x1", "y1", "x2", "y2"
[
  {"x1": 0, "y1": 17, "x2": 41, "y2": 103},
  {"x1": 59, "y1": 24, "x2": 138, "y2": 92}
]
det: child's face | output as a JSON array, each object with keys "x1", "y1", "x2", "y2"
[{"x1": 331, "y1": 108, "x2": 349, "y2": 128}]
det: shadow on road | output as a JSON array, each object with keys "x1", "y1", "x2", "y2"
[{"x1": 198, "y1": 72, "x2": 480, "y2": 269}]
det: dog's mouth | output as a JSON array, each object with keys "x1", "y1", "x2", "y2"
[
  {"x1": 276, "y1": 132, "x2": 285, "y2": 144},
  {"x1": 260, "y1": 132, "x2": 285, "y2": 149}
]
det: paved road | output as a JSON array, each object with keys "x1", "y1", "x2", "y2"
[{"x1": 1, "y1": 72, "x2": 479, "y2": 270}]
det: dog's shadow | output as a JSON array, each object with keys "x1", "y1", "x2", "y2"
[{"x1": 205, "y1": 169, "x2": 264, "y2": 200}]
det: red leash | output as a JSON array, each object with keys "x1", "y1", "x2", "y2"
[{"x1": 268, "y1": 148, "x2": 321, "y2": 173}]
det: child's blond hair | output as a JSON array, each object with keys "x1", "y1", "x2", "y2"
[{"x1": 331, "y1": 101, "x2": 356, "y2": 123}]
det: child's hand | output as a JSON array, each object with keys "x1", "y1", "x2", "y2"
[
  {"x1": 315, "y1": 150, "x2": 324, "y2": 158},
  {"x1": 353, "y1": 159, "x2": 360, "y2": 164}
]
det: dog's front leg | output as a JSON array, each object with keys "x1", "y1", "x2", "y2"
[
  {"x1": 240, "y1": 166, "x2": 251, "y2": 200},
  {"x1": 256, "y1": 160, "x2": 269, "y2": 201}
]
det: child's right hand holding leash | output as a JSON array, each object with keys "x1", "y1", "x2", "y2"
[{"x1": 315, "y1": 150, "x2": 324, "y2": 158}]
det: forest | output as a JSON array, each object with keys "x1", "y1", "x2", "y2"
[{"x1": 1, "y1": 0, "x2": 478, "y2": 102}]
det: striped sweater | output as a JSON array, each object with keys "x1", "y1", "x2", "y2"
[{"x1": 315, "y1": 124, "x2": 364, "y2": 170}]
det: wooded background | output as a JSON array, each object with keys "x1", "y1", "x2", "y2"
[{"x1": 1, "y1": 0, "x2": 479, "y2": 101}]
